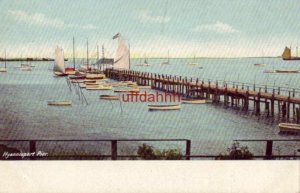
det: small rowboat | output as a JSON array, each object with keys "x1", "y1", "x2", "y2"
[
  {"x1": 254, "y1": 63, "x2": 266, "y2": 66},
  {"x1": 114, "y1": 88, "x2": 140, "y2": 93},
  {"x1": 69, "y1": 75, "x2": 86, "y2": 79},
  {"x1": 79, "y1": 83, "x2": 86, "y2": 88},
  {"x1": 85, "y1": 73, "x2": 106, "y2": 79},
  {"x1": 53, "y1": 71, "x2": 67, "y2": 76},
  {"x1": 47, "y1": 101, "x2": 72, "y2": 106},
  {"x1": 279, "y1": 123, "x2": 300, "y2": 134},
  {"x1": 0, "y1": 68, "x2": 7, "y2": 72},
  {"x1": 275, "y1": 69, "x2": 299, "y2": 73},
  {"x1": 83, "y1": 79, "x2": 97, "y2": 83},
  {"x1": 70, "y1": 79, "x2": 85, "y2": 83},
  {"x1": 148, "y1": 104, "x2": 181, "y2": 111},
  {"x1": 127, "y1": 83, "x2": 138, "y2": 87},
  {"x1": 99, "y1": 95, "x2": 120, "y2": 100},
  {"x1": 181, "y1": 98, "x2": 206, "y2": 104},
  {"x1": 85, "y1": 82, "x2": 100, "y2": 86},
  {"x1": 65, "y1": 71, "x2": 76, "y2": 75},
  {"x1": 264, "y1": 69, "x2": 276, "y2": 73},
  {"x1": 86, "y1": 85, "x2": 113, "y2": 90}
]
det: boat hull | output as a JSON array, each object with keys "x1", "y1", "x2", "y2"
[
  {"x1": 47, "y1": 101, "x2": 72, "y2": 106},
  {"x1": 148, "y1": 104, "x2": 181, "y2": 111},
  {"x1": 279, "y1": 123, "x2": 300, "y2": 134},
  {"x1": 54, "y1": 72, "x2": 68, "y2": 76},
  {"x1": 282, "y1": 57, "x2": 300, "y2": 60},
  {"x1": 0, "y1": 68, "x2": 7, "y2": 72},
  {"x1": 275, "y1": 69, "x2": 299, "y2": 73},
  {"x1": 181, "y1": 99, "x2": 206, "y2": 104},
  {"x1": 99, "y1": 95, "x2": 120, "y2": 100}
]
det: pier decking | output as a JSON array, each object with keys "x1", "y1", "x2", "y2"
[{"x1": 105, "y1": 68, "x2": 300, "y2": 123}]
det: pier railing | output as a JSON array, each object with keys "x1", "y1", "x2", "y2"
[
  {"x1": 234, "y1": 139, "x2": 300, "y2": 160},
  {"x1": 1, "y1": 139, "x2": 300, "y2": 160},
  {"x1": 0, "y1": 139, "x2": 191, "y2": 160}
]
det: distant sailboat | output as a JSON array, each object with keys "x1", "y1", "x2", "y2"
[
  {"x1": 161, "y1": 50, "x2": 170, "y2": 65},
  {"x1": 113, "y1": 33, "x2": 130, "y2": 69},
  {"x1": 187, "y1": 56, "x2": 202, "y2": 68},
  {"x1": 136, "y1": 56, "x2": 150, "y2": 67},
  {"x1": 0, "y1": 50, "x2": 7, "y2": 72},
  {"x1": 143, "y1": 58, "x2": 150, "y2": 66},
  {"x1": 282, "y1": 46, "x2": 300, "y2": 60},
  {"x1": 53, "y1": 46, "x2": 67, "y2": 76}
]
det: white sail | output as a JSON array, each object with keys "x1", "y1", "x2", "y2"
[
  {"x1": 53, "y1": 46, "x2": 65, "y2": 74},
  {"x1": 113, "y1": 34, "x2": 130, "y2": 69}
]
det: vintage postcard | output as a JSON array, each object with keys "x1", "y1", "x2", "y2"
[{"x1": 0, "y1": 0, "x2": 299, "y2": 192}]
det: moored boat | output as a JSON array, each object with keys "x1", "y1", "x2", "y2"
[
  {"x1": 282, "y1": 46, "x2": 300, "y2": 60},
  {"x1": 264, "y1": 69, "x2": 276, "y2": 73},
  {"x1": 0, "y1": 68, "x2": 7, "y2": 72},
  {"x1": 99, "y1": 95, "x2": 120, "y2": 100},
  {"x1": 148, "y1": 104, "x2": 181, "y2": 111},
  {"x1": 114, "y1": 88, "x2": 140, "y2": 93},
  {"x1": 275, "y1": 69, "x2": 299, "y2": 73},
  {"x1": 85, "y1": 73, "x2": 106, "y2": 79},
  {"x1": 47, "y1": 101, "x2": 72, "y2": 106},
  {"x1": 254, "y1": 63, "x2": 266, "y2": 67},
  {"x1": 53, "y1": 46, "x2": 67, "y2": 76},
  {"x1": 181, "y1": 98, "x2": 206, "y2": 104},
  {"x1": 86, "y1": 85, "x2": 113, "y2": 90},
  {"x1": 278, "y1": 123, "x2": 300, "y2": 134}
]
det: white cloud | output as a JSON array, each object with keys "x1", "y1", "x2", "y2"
[
  {"x1": 8, "y1": 10, "x2": 97, "y2": 30},
  {"x1": 138, "y1": 10, "x2": 170, "y2": 23},
  {"x1": 192, "y1": 21, "x2": 238, "y2": 34}
]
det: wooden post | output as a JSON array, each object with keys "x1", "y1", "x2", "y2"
[
  {"x1": 296, "y1": 107, "x2": 300, "y2": 124},
  {"x1": 186, "y1": 140, "x2": 191, "y2": 160},
  {"x1": 111, "y1": 140, "x2": 118, "y2": 160},
  {"x1": 256, "y1": 92, "x2": 261, "y2": 115},
  {"x1": 29, "y1": 141, "x2": 36, "y2": 160},
  {"x1": 265, "y1": 140, "x2": 273, "y2": 160}
]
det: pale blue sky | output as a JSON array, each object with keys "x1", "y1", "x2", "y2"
[{"x1": 1, "y1": 0, "x2": 300, "y2": 58}]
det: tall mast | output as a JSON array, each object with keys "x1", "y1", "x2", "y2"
[
  {"x1": 297, "y1": 46, "x2": 298, "y2": 57},
  {"x1": 102, "y1": 45, "x2": 105, "y2": 59},
  {"x1": 5, "y1": 50, "x2": 6, "y2": 68},
  {"x1": 73, "y1": 37, "x2": 75, "y2": 69},
  {"x1": 86, "y1": 39, "x2": 89, "y2": 70},
  {"x1": 97, "y1": 44, "x2": 99, "y2": 61},
  {"x1": 128, "y1": 44, "x2": 131, "y2": 70},
  {"x1": 168, "y1": 50, "x2": 170, "y2": 63}
]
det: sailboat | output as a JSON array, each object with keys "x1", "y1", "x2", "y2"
[
  {"x1": 53, "y1": 46, "x2": 67, "y2": 76},
  {"x1": 143, "y1": 58, "x2": 150, "y2": 66},
  {"x1": 282, "y1": 46, "x2": 300, "y2": 60},
  {"x1": 187, "y1": 56, "x2": 202, "y2": 68},
  {"x1": 113, "y1": 33, "x2": 130, "y2": 69},
  {"x1": 0, "y1": 51, "x2": 7, "y2": 72},
  {"x1": 161, "y1": 50, "x2": 170, "y2": 65}
]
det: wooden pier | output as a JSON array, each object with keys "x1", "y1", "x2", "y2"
[{"x1": 105, "y1": 69, "x2": 300, "y2": 123}]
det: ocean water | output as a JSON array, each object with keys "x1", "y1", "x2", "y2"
[{"x1": 0, "y1": 58, "x2": 300, "y2": 158}]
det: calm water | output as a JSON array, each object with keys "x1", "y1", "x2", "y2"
[{"x1": 1, "y1": 58, "x2": 300, "y2": 157}]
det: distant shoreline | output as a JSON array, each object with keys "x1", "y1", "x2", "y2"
[{"x1": 0, "y1": 58, "x2": 68, "y2": 62}]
